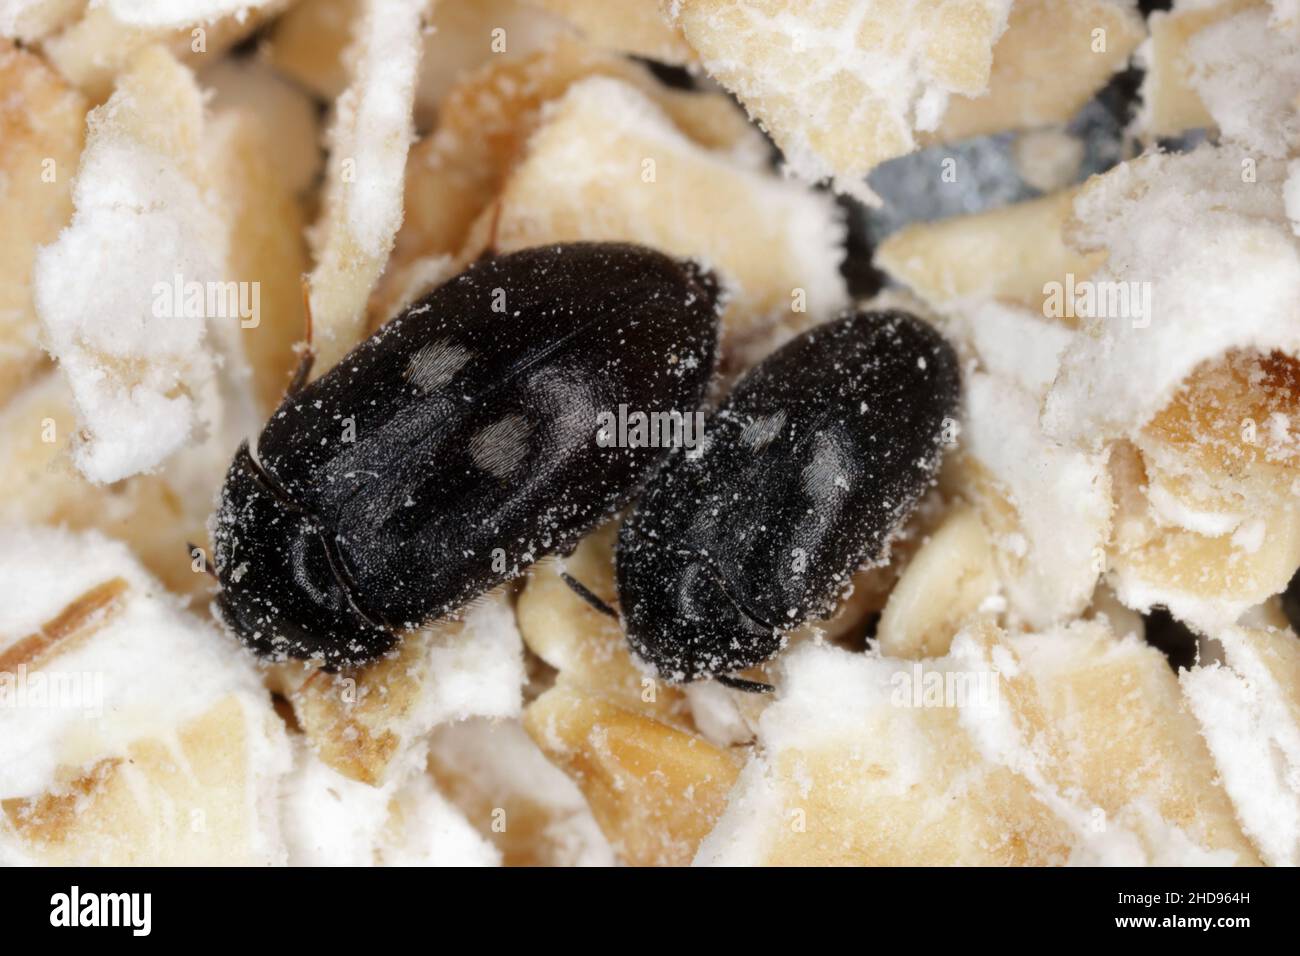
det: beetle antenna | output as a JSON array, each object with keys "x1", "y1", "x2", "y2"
[
  {"x1": 486, "y1": 200, "x2": 503, "y2": 256},
  {"x1": 472, "y1": 200, "x2": 503, "y2": 264},
  {"x1": 561, "y1": 572, "x2": 618, "y2": 619},
  {"x1": 287, "y1": 274, "x2": 316, "y2": 396},
  {"x1": 187, "y1": 542, "x2": 217, "y2": 579},
  {"x1": 716, "y1": 674, "x2": 774, "y2": 694}
]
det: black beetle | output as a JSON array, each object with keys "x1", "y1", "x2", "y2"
[
  {"x1": 614, "y1": 309, "x2": 960, "y2": 690},
  {"x1": 210, "y1": 242, "x2": 721, "y2": 670}
]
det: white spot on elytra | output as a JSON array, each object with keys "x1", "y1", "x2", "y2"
[
  {"x1": 405, "y1": 339, "x2": 473, "y2": 391},
  {"x1": 739, "y1": 409, "x2": 787, "y2": 453},
  {"x1": 469, "y1": 414, "x2": 534, "y2": 479},
  {"x1": 801, "y1": 433, "x2": 852, "y2": 501}
]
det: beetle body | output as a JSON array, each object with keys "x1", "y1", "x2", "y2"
[
  {"x1": 616, "y1": 309, "x2": 960, "y2": 685},
  {"x1": 212, "y1": 242, "x2": 721, "y2": 669}
]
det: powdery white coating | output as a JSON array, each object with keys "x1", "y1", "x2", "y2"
[
  {"x1": 955, "y1": 625, "x2": 1242, "y2": 866},
  {"x1": 332, "y1": 0, "x2": 421, "y2": 260},
  {"x1": 103, "y1": 0, "x2": 270, "y2": 27},
  {"x1": 947, "y1": 629, "x2": 1160, "y2": 864},
  {"x1": 684, "y1": 681, "x2": 755, "y2": 748},
  {"x1": 500, "y1": 75, "x2": 848, "y2": 333},
  {"x1": 429, "y1": 719, "x2": 617, "y2": 867},
  {"x1": 0, "y1": 0, "x2": 42, "y2": 33},
  {"x1": 278, "y1": 593, "x2": 528, "y2": 792},
  {"x1": 1186, "y1": 7, "x2": 1300, "y2": 159},
  {"x1": 693, "y1": 643, "x2": 918, "y2": 866},
  {"x1": 966, "y1": 371, "x2": 1110, "y2": 628},
  {"x1": 1145, "y1": 481, "x2": 1243, "y2": 538},
  {"x1": 1069, "y1": 802, "x2": 1245, "y2": 866},
  {"x1": 0, "y1": 526, "x2": 287, "y2": 809},
  {"x1": 381, "y1": 771, "x2": 501, "y2": 866},
  {"x1": 1110, "y1": 575, "x2": 1240, "y2": 635},
  {"x1": 691, "y1": 756, "x2": 786, "y2": 867},
  {"x1": 698, "y1": 630, "x2": 1247, "y2": 866},
  {"x1": 956, "y1": 298, "x2": 1074, "y2": 398},
  {"x1": 666, "y1": 0, "x2": 1014, "y2": 203},
  {"x1": 695, "y1": 640, "x2": 1014, "y2": 865},
  {"x1": 1044, "y1": 146, "x2": 1300, "y2": 446},
  {"x1": 280, "y1": 740, "x2": 397, "y2": 866},
  {"x1": 306, "y1": 0, "x2": 423, "y2": 367},
  {"x1": 33, "y1": 61, "x2": 227, "y2": 483},
  {"x1": 0, "y1": 0, "x2": 80, "y2": 39},
  {"x1": 412, "y1": 595, "x2": 527, "y2": 731},
  {"x1": 281, "y1": 739, "x2": 499, "y2": 867},
  {"x1": 1181, "y1": 627, "x2": 1300, "y2": 867}
]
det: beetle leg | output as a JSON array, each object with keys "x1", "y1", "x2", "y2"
[
  {"x1": 287, "y1": 274, "x2": 316, "y2": 396},
  {"x1": 716, "y1": 674, "x2": 774, "y2": 694},
  {"x1": 484, "y1": 199, "x2": 502, "y2": 258},
  {"x1": 287, "y1": 350, "x2": 315, "y2": 396},
  {"x1": 560, "y1": 572, "x2": 618, "y2": 619}
]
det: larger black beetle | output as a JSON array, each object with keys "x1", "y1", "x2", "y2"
[
  {"x1": 615, "y1": 309, "x2": 960, "y2": 689},
  {"x1": 211, "y1": 242, "x2": 721, "y2": 670}
]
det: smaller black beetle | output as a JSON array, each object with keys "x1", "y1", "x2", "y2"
[
  {"x1": 614, "y1": 309, "x2": 960, "y2": 689},
  {"x1": 210, "y1": 242, "x2": 721, "y2": 671}
]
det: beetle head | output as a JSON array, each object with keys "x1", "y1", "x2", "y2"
[
  {"x1": 211, "y1": 443, "x2": 397, "y2": 670},
  {"x1": 620, "y1": 552, "x2": 783, "y2": 684}
]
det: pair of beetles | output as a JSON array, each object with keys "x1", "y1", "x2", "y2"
[{"x1": 210, "y1": 242, "x2": 960, "y2": 691}]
